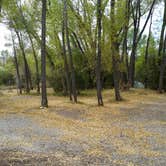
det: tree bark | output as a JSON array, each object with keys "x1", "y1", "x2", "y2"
[
  {"x1": 29, "y1": 34, "x2": 40, "y2": 94},
  {"x1": 158, "y1": 1, "x2": 166, "y2": 59},
  {"x1": 159, "y1": 33, "x2": 166, "y2": 93},
  {"x1": 111, "y1": 0, "x2": 122, "y2": 101},
  {"x1": 64, "y1": 0, "x2": 77, "y2": 103},
  {"x1": 144, "y1": 13, "x2": 153, "y2": 88},
  {"x1": 96, "y1": 0, "x2": 103, "y2": 106},
  {"x1": 11, "y1": 31, "x2": 22, "y2": 94},
  {"x1": 158, "y1": 1, "x2": 166, "y2": 93},
  {"x1": 62, "y1": 0, "x2": 72, "y2": 100},
  {"x1": 41, "y1": 0, "x2": 48, "y2": 107},
  {"x1": 121, "y1": 0, "x2": 130, "y2": 87},
  {"x1": 129, "y1": 0, "x2": 156, "y2": 87},
  {"x1": 15, "y1": 30, "x2": 30, "y2": 93}
]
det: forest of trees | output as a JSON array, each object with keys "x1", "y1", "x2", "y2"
[{"x1": 0, "y1": 0, "x2": 165, "y2": 107}]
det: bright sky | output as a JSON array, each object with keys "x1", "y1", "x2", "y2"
[
  {"x1": 0, "y1": 3, "x2": 164, "y2": 54},
  {"x1": 0, "y1": 23, "x2": 12, "y2": 52}
]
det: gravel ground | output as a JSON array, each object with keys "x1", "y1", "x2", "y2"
[{"x1": 0, "y1": 92, "x2": 166, "y2": 166}]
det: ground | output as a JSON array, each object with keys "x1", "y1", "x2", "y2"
[{"x1": 0, "y1": 89, "x2": 165, "y2": 166}]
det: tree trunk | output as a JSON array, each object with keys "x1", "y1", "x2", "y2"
[
  {"x1": 129, "y1": 0, "x2": 156, "y2": 87},
  {"x1": 15, "y1": 30, "x2": 30, "y2": 93},
  {"x1": 11, "y1": 32, "x2": 22, "y2": 94},
  {"x1": 41, "y1": 0, "x2": 48, "y2": 107},
  {"x1": 121, "y1": 0, "x2": 130, "y2": 87},
  {"x1": 29, "y1": 34, "x2": 40, "y2": 94},
  {"x1": 129, "y1": 28, "x2": 138, "y2": 87},
  {"x1": 158, "y1": 1, "x2": 166, "y2": 59},
  {"x1": 144, "y1": 13, "x2": 153, "y2": 88},
  {"x1": 111, "y1": 0, "x2": 122, "y2": 101},
  {"x1": 64, "y1": 0, "x2": 77, "y2": 103},
  {"x1": 158, "y1": 1, "x2": 166, "y2": 93},
  {"x1": 159, "y1": 33, "x2": 166, "y2": 93},
  {"x1": 19, "y1": 32, "x2": 33, "y2": 91},
  {"x1": 62, "y1": 0, "x2": 72, "y2": 100},
  {"x1": 96, "y1": 0, "x2": 103, "y2": 106},
  {"x1": 112, "y1": 43, "x2": 122, "y2": 101}
]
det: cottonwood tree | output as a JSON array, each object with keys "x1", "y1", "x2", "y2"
[
  {"x1": 110, "y1": 0, "x2": 123, "y2": 101},
  {"x1": 96, "y1": 0, "x2": 104, "y2": 106},
  {"x1": 11, "y1": 31, "x2": 22, "y2": 94},
  {"x1": 41, "y1": 0, "x2": 48, "y2": 108},
  {"x1": 144, "y1": 12, "x2": 153, "y2": 88},
  {"x1": 158, "y1": 0, "x2": 166, "y2": 93},
  {"x1": 128, "y1": 0, "x2": 156, "y2": 87},
  {"x1": 63, "y1": 0, "x2": 77, "y2": 103}
]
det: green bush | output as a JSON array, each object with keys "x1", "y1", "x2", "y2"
[{"x1": 0, "y1": 67, "x2": 15, "y2": 85}]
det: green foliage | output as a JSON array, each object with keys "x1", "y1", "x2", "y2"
[
  {"x1": 136, "y1": 36, "x2": 160, "y2": 89},
  {"x1": 0, "y1": 0, "x2": 164, "y2": 95},
  {"x1": 0, "y1": 68, "x2": 14, "y2": 85}
]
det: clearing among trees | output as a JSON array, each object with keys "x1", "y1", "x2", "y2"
[{"x1": 0, "y1": 89, "x2": 165, "y2": 165}]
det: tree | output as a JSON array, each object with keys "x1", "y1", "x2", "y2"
[
  {"x1": 96, "y1": 0, "x2": 103, "y2": 106},
  {"x1": 158, "y1": 0, "x2": 166, "y2": 93},
  {"x1": 144, "y1": 12, "x2": 153, "y2": 88},
  {"x1": 62, "y1": 0, "x2": 72, "y2": 100},
  {"x1": 128, "y1": 0, "x2": 156, "y2": 87},
  {"x1": 11, "y1": 31, "x2": 22, "y2": 94},
  {"x1": 110, "y1": 0, "x2": 122, "y2": 101},
  {"x1": 63, "y1": 0, "x2": 77, "y2": 103},
  {"x1": 15, "y1": 30, "x2": 30, "y2": 93},
  {"x1": 41, "y1": 0, "x2": 48, "y2": 108}
]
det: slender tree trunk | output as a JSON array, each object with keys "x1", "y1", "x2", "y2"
[
  {"x1": 15, "y1": 30, "x2": 30, "y2": 93},
  {"x1": 29, "y1": 34, "x2": 40, "y2": 94},
  {"x1": 96, "y1": 0, "x2": 103, "y2": 106},
  {"x1": 159, "y1": 33, "x2": 166, "y2": 93},
  {"x1": 61, "y1": 73, "x2": 67, "y2": 95},
  {"x1": 129, "y1": 29, "x2": 138, "y2": 87},
  {"x1": 111, "y1": 0, "x2": 122, "y2": 101},
  {"x1": 158, "y1": 1, "x2": 166, "y2": 59},
  {"x1": 64, "y1": 0, "x2": 77, "y2": 103},
  {"x1": 41, "y1": 0, "x2": 48, "y2": 107},
  {"x1": 62, "y1": 0, "x2": 72, "y2": 100},
  {"x1": 144, "y1": 13, "x2": 153, "y2": 88},
  {"x1": 158, "y1": 1, "x2": 166, "y2": 93},
  {"x1": 11, "y1": 32, "x2": 22, "y2": 94},
  {"x1": 20, "y1": 32, "x2": 33, "y2": 90},
  {"x1": 129, "y1": 0, "x2": 156, "y2": 87},
  {"x1": 112, "y1": 43, "x2": 122, "y2": 101},
  {"x1": 121, "y1": 0, "x2": 130, "y2": 87}
]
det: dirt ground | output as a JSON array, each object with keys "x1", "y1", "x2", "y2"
[{"x1": 0, "y1": 89, "x2": 165, "y2": 166}]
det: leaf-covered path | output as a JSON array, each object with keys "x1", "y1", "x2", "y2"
[{"x1": 0, "y1": 89, "x2": 166, "y2": 165}]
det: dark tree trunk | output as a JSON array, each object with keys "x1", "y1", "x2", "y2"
[
  {"x1": 112, "y1": 43, "x2": 122, "y2": 101},
  {"x1": 159, "y1": 33, "x2": 166, "y2": 93},
  {"x1": 62, "y1": 0, "x2": 72, "y2": 100},
  {"x1": 61, "y1": 73, "x2": 67, "y2": 95},
  {"x1": 20, "y1": 33, "x2": 33, "y2": 90},
  {"x1": 121, "y1": 0, "x2": 130, "y2": 87},
  {"x1": 64, "y1": 0, "x2": 77, "y2": 103},
  {"x1": 111, "y1": 0, "x2": 122, "y2": 101},
  {"x1": 129, "y1": 0, "x2": 156, "y2": 87},
  {"x1": 158, "y1": 1, "x2": 166, "y2": 59},
  {"x1": 41, "y1": 0, "x2": 48, "y2": 107},
  {"x1": 96, "y1": 0, "x2": 103, "y2": 106},
  {"x1": 144, "y1": 13, "x2": 153, "y2": 88},
  {"x1": 72, "y1": 31, "x2": 85, "y2": 55},
  {"x1": 15, "y1": 30, "x2": 30, "y2": 93},
  {"x1": 29, "y1": 34, "x2": 40, "y2": 94},
  {"x1": 158, "y1": 1, "x2": 166, "y2": 93},
  {"x1": 11, "y1": 32, "x2": 22, "y2": 94},
  {"x1": 129, "y1": 26, "x2": 138, "y2": 87}
]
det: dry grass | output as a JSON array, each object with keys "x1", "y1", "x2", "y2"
[{"x1": 0, "y1": 88, "x2": 166, "y2": 165}]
